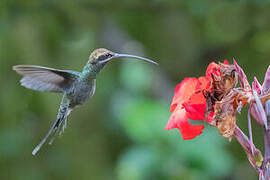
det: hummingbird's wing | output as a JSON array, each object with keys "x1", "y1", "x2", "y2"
[{"x1": 13, "y1": 65, "x2": 80, "y2": 93}]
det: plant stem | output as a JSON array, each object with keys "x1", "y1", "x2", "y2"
[
  {"x1": 234, "y1": 126, "x2": 263, "y2": 172},
  {"x1": 263, "y1": 102, "x2": 270, "y2": 180},
  {"x1": 263, "y1": 129, "x2": 270, "y2": 180}
]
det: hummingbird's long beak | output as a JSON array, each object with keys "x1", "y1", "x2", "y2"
[{"x1": 100, "y1": 53, "x2": 158, "y2": 65}]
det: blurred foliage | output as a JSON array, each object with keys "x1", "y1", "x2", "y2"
[{"x1": 1, "y1": 0, "x2": 270, "y2": 179}]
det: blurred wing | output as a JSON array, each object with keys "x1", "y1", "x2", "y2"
[{"x1": 13, "y1": 65, "x2": 80, "y2": 93}]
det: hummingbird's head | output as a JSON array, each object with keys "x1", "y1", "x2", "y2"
[
  {"x1": 88, "y1": 48, "x2": 158, "y2": 65},
  {"x1": 88, "y1": 48, "x2": 114, "y2": 64}
]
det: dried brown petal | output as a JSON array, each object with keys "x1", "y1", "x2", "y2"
[
  {"x1": 214, "y1": 99, "x2": 237, "y2": 139},
  {"x1": 217, "y1": 115, "x2": 236, "y2": 140},
  {"x1": 220, "y1": 63, "x2": 238, "y2": 93},
  {"x1": 207, "y1": 62, "x2": 238, "y2": 108}
]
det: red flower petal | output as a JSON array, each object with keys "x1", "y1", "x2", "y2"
[
  {"x1": 186, "y1": 89, "x2": 206, "y2": 105},
  {"x1": 206, "y1": 62, "x2": 221, "y2": 77},
  {"x1": 223, "y1": 60, "x2": 229, "y2": 65},
  {"x1": 185, "y1": 77, "x2": 210, "y2": 105},
  {"x1": 167, "y1": 60, "x2": 230, "y2": 140},
  {"x1": 170, "y1": 78, "x2": 199, "y2": 112},
  {"x1": 183, "y1": 103, "x2": 205, "y2": 121},
  {"x1": 166, "y1": 106, "x2": 185, "y2": 130},
  {"x1": 207, "y1": 111, "x2": 215, "y2": 124},
  {"x1": 198, "y1": 76, "x2": 211, "y2": 90},
  {"x1": 165, "y1": 106, "x2": 205, "y2": 140},
  {"x1": 179, "y1": 121, "x2": 205, "y2": 140}
]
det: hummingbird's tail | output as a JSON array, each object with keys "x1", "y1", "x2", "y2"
[{"x1": 32, "y1": 95, "x2": 71, "y2": 155}]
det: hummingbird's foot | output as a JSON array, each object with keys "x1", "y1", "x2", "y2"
[
  {"x1": 59, "y1": 119, "x2": 67, "y2": 136},
  {"x1": 59, "y1": 109, "x2": 71, "y2": 136}
]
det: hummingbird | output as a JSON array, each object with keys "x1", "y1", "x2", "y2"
[{"x1": 13, "y1": 48, "x2": 158, "y2": 155}]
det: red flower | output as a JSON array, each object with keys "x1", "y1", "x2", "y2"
[{"x1": 166, "y1": 60, "x2": 228, "y2": 140}]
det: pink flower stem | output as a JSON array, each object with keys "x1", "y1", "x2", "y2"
[
  {"x1": 248, "y1": 108, "x2": 255, "y2": 155},
  {"x1": 253, "y1": 90, "x2": 268, "y2": 129},
  {"x1": 234, "y1": 126, "x2": 261, "y2": 172},
  {"x1": 262, "y1": 100, "x2": 270, "y2": 179}
]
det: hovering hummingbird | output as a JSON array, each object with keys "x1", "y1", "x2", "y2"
[{"x1": 13, "y1": 48, "x2": 158, "y2": 155}]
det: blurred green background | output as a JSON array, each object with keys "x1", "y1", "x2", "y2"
[{"x1": 1, "y1": 0, "x2": 270, "y2": 179}]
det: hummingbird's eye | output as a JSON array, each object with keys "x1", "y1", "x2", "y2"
[
  {"x1": 98, "y1": 53, "x2": 113, "y2": 61},
  {"x1": 106, "y1": 53, "x2": 113, "y2": 58}
]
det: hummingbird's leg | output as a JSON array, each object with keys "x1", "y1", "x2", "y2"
[{"x1": 59, "y1": 109, "x2": 72, "y2": 136}]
